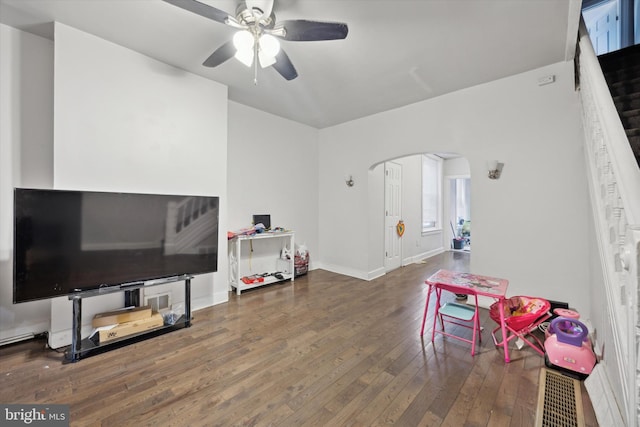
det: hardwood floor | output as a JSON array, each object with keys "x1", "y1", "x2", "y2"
[{"x1": 0, "y1": 252, "x2": 598, "y2": 426}]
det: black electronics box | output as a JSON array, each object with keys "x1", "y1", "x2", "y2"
[
  {"x1": 253, "y1": 214, "x2": 271, "y2": 230},
  {"x1": 548, "y1": 300, "x2": 570, "y2": 319}
]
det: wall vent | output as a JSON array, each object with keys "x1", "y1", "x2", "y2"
[{"x1": 144, "y1": 293, "x2": 171, "y2": 312}]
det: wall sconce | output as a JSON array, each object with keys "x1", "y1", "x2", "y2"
[
  {"x1": 487, "y1": 160, "x2": 503, "y2": 179},
  {"x1": 345, "y1": 175, "x2": 354, "y2": 187}
]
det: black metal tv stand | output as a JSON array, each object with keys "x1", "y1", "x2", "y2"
[{"x1": 64, "y1": 275, "x2": 193, "y2": 363}]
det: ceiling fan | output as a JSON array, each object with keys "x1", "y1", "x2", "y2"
[{"x1": 163, "y1": 0, "x2": 349, "y2": 82}]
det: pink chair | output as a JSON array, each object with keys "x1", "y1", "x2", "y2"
[
  {"x1": 425, "y1": 282, "x2": 482, "y2": 356},
  {"x1": 489, "y1": 296, "x2": 551, "y2": 356}
]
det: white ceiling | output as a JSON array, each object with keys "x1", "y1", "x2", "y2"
[{"x1": 0, "y1": 0, "x2": 581, "y2": 129}]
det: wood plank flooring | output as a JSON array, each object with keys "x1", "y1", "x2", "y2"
[{"x1": 0, "y1": 252, "x2": 598, "y2": 426}]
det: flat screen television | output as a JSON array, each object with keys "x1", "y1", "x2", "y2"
[{"x1": 13, "y1": 188, "x2": 219, "y2": 303}]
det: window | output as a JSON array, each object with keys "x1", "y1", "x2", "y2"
[
  {"x1": 453, "y1": 178, "x2": 471, "y2": 224},
  {"x1": 422, "y1": 154, "x2": 443, "y2": 233}
]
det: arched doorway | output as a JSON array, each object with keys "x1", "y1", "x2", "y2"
[{"x1": 375, "y1": 152, "x2": 470, "y2": 273}]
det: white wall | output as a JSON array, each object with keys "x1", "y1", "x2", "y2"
[
  {"x1": 227, "y1": 101, "x2": 319, "y2": 266},
  {"x1": 48, "y1": 23, "x2": 229, "y2": 348},
  {"x1": 0, "y1": 24, "x2": 54, "y2": 343},
  {"x1": 444, "y1": 157, "x2": 471, "y2": 176},
  {"x1": 318, "y1": 61, "x2": 591, "y2": 317}
]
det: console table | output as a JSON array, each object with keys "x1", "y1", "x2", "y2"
[
  {"x1": 228, "y1": 231, "x2": 295, "y2": 295},
  {"x1": 64, "y1": 275, "x2": 193, "y2": 363}
]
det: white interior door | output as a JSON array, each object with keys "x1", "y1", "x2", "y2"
[
  {"x1": 384, "y1": 162, "x2": 402, "y2": 272},
  {"x1": 584, "y1": 0, "x2": 620, "y2": 55}
]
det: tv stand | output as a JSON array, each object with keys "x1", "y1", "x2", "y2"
[{"x1": 64, "y1": 275, "x2": 193, "y2": 363}]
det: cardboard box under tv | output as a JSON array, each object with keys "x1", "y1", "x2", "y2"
[
  {"x1": 92, "y1": 305, "x2": 153, "y2": 328},
  {"x1": 94, "y1": 313, "x2": 164, "y2": 343}
]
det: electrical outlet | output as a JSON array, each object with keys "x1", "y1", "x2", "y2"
[{"x1": 537, "y1": 75, "x2": 555, "y2": 86}]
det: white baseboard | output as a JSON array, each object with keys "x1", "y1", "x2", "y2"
[
  {"x1": 367, "y1": 267, "x2": 385, "y2": 280},
  {"x1": 316, "y1": 248, "x2": 446, "y2": 282},
  {"x1": 585, "y1": 363, "x2": 626, "y2": 426},
  {"x1": 404, "y1": 248, "x2": 444, "y2": 265},
  {"x1": 313, "y1": 262, "x2": 369, "y2": 281},
  {"x1": 0, "y1": 323, "x2": 48, "y2": 346},
  {"x1": 192, "y1": 292, "x2": 228, "y2": 311}
]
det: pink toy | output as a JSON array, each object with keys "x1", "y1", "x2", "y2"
[
  {"x1": 544, "y1": 308, "x2": 581, "y2": 339},
  {"x1": 544, "y1": 316, "x2": 596, "y2": 377},
  {"x1": 489, "y1": 296, "x2": 551, "y2": 357}
]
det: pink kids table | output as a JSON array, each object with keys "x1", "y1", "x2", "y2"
[{"x1": 421, "y1": 269, "x2": 511, "y2": 363}]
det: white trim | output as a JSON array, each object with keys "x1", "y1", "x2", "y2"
[
  {"x1": 421, "y1": 228, "x2": 443, "y2": 237},
  {"x1": 367, "y1": 267, "x2": 386, "y2": 281},
  {"x1": 314, "y1": 261, "x2": 370, "y2": 281},
  {"x1": 585, "y1": 364, "x2": 626, "y2": 426},
  {"x1": 403, "y1": 248, "x2": 444, "y2": 266},
  {"x1": 0, "y1": 331, "x2": 40, "y2": 347}
]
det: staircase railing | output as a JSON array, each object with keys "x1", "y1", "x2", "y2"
[{"x1": 577, "y1": 19, "x2": 640, "y2": 427}]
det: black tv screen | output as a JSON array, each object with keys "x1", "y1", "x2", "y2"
[{"x1": 13, "y1": 188, "x2": 219, "y2": 303}]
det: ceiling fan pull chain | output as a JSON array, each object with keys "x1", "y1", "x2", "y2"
[{"x1": 253, "y1": 36, "x2": 259, "y2": 85}]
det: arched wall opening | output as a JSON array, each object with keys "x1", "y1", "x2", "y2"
[{"x1": 368, "y1": 153, "x2": 471, "y2": 276}]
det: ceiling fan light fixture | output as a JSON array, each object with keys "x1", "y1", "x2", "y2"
[
  {"x1": 233, "y1": 30, "x2": 255, "y2": 67},
  {"x1": 258, "y1": 51, "x2": 276, "y2": 68},
  {"x1": 233, "y1": 30, "x2": 254, "y2": 51},
  {"x1": 257, "y1": 34, "x2": 280, "y2": 68},
  {"x1": 234, "y1": 48, "x2": 254, "y2": 67},
  {"x1": 259, "y1": 34, "x2": 280, "y2": 57}
]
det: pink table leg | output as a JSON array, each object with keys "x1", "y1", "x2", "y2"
[
  {"x1": 431, "y1": 288, "x2": 442, "y2": 343},
  {"x1": 420, "y1": 284, "x2": 433, "y2": 336},
  {"x1": 497, "y1": 298, "x2": 510, "y2": 363}
]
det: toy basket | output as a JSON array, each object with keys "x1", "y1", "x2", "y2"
[{"x1": 490, "y1": 296, "x2": 551, "y2": 332}]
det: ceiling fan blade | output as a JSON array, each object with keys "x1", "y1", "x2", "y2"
[
  {"x1": 162, "y1": 0, "x2": 233, "y2": 25},
  {"x1": 277, "y1": 20, "x2": 348, "y2": 41},
  {"x1": 203, "y1": 40, "x2": 236, "y2": 67},
  {"x1": 272, "y1": 49, "x2": 298, "y2": 80}
]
